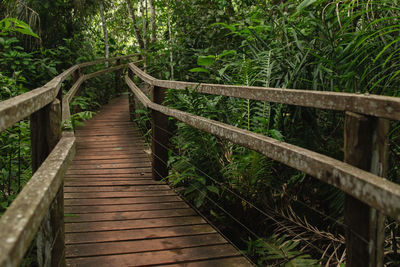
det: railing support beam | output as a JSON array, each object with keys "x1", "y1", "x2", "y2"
[
  {"x1": 115, "y1": 59, "x2": 122, "y2": 94},
  {"x1": 151, "y1": 86, "x2": 169, "y2": 181},
  {"x1": 71, "y1": 67, "x2": 82, "y2": 114},
  {"x1": 128, "y1": 69, "x2": 136, "y2": 122},
  {"x1": 30, "y1": 99, "x2": 64, "y2": 267},
  {"x1": 344, "y1": 112, "x2": 389, "y2": 267}
]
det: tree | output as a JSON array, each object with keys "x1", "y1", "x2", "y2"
[
  {"x1": 126, "y1": 0, "x2": 144, "y2": 49},
  {"x1": 149, "y1": 0, "x2": 156, "y2": 43},
  {"x1": 99, "y1": 0, "x2": 109, "y2": 67}
]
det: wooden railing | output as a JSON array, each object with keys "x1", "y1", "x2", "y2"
[
  {"x1": 0, "y1": 54, "x2": 138, "y2": 267},
  {"x1": 126, "y1": 63, "x2": 400, "y2": 267}
]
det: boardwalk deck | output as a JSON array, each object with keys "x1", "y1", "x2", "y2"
[{"x1": 64, "y1": 95, "x2": 251, "y2": 266}]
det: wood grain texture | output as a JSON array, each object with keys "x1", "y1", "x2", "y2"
[
  {"x1": 66, "y1": 244, "x2": 241, "y2": 267},
  {"x1": 129, "y1": 62, "x2": 400, "y2": 120},
  {"x1": 127, "y1": 75, "x2": 400, "y2": 221},
  {"x1": 65, "y1": 96, "x2": 251, "y2": 266},
  {"x1": 0, "y1": 136, "x2": 75, "y2": 267}
]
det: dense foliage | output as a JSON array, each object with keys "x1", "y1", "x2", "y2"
[
  {"x1": 1, "y1": 0, "x2": 400, "y2": 265},
  {"x1": 143, "y1": 0, "x2": 400, "y2": 265}
]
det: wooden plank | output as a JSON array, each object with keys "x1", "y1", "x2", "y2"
[
  {"x1": 68, "y1": 162, "x2": 151, "y2": 170},
  {"x1": 76, "y1": 137, "x2": 146, "y2": 142},
  {"x1": 65, "y1": 173, "x2": 152, "y2": 178},
  {"x1": 65, "y1": 196, "x2": 182, "y2": 206},
  {"x1": 76, "y1": 143, "x2": 148, "y2": 149},
  {"x1": 65, "y1": 209, "x2": 196, "y2": 223},
  {"x1": 76, "y1": 124, "x2": 135, "y2": 128},
  {"x1": 0, "y1": 136, "x2": 75, "y2": 267},
  {"x1": 82, "y1": 121, "x2": 135, "y2": 126},
  {"x1": 64, "y1": 190, "x2": 175, "y2": 199},
  {"x1": 65, "y1": 174, "x2": 153, "y2": 179},
  {"x1": 66, "y1": 168, "x2": 152, "y2": 175},
  {"x1": 65, "y1": 216, "x2": 206, "y2": 233},
  {"x1": 64, "y1": 95, "x2": 249, "y2": 266},
  {"x1": 75, "y1": 142, "x2": 147, "y2": 148},
  {"x1": 66, "y1": 234, "x2": 227, "y2": 258},
  {"x1": 70, "y1": 158, "x2": 151, "y2": 165},
  {"x1": 65, "y1": 244, "x2": 240, "y2": 267},
  {"x1": 73, "y1": 152, "x2": 148, "y2": 158},
  {"x1": 76, "y1": 138, "x2": 146, "y2": 144},
  {"x1": 65, "y1": 180, "x2": 160, "y2": 187},
  {"x1": 64, "y1": 184, "x2": 170, "y2": 192},
  {"x1": 75, "y1": 132, "x2": 141, "y2": 137},
  {"x1": 167, "y1": 257, "x2": 251, "y2": 266},
  {"x1": 65, "y1": 202, "x2": 189, "y2": 214},
  {"x1": 129, "y1": 62, "x2": 400, "y2": 120},
  {"x1": 65, "y1": 224, "x2": 216, "y2": 244},
  {"x1": 75, "y1": 147, "x2": 148, "y2": 153}
]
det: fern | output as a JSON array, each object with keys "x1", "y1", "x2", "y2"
[{"x1": 247, "y1": 236, "x2": 319, "y2": 267}]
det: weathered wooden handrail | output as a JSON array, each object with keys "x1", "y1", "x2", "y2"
[
  {"x1": 0, "y1": 135, "x2": 75, "y2": 267},
  {"x1": 77, "y1": 54, "x2": 137, "y2": 68},
  {"x1": 61, "y1": 62, "x2": 140, "y2": 122},
  {"x1": 0, "y1": 55, "x2": 138, "y2": 133},
  {"x1": 126, "y1": 75, "x2": 400, "y2": 220},
  {"x1": 127, "y1": 62, "x2": 400, "y2": 267},
  {"x1": 0, "y1": 54, "x2": 138, "y2": 267},
  {"x1": 129, "y1": 63, "x2": 400, "y2": 120}
]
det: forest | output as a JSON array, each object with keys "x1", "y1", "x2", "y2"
[{"x1": 1, "y1": 0, "x2": 400, "y2": 266}]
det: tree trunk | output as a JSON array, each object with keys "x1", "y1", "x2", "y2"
[
  {"x1": 99, "y1": 0, "x2": 109, "y2": 67},
  {"x1": 140, "y1": 0, "x2": 148, "y2": 70},
  {"x1": 149, "y1": 0, "x2": 156, "y2": 43},
  {"x1": 168, "y1": 0, "x2": 174, "y2": 79},
  {"x1": 126, "y1": 0, "x2": 145, "y2": 50}
]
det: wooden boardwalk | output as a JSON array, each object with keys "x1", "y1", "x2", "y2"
[{"x1": 63, "y1": 95, "x2": 251, "y2": 266}]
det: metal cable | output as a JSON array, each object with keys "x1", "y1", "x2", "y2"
[
  {"x1": 135, "y1": 114, "x2": 334, "y2": 257},
  {"x1": 148, "y1": 118, "x2": 370, "y2": 247}
]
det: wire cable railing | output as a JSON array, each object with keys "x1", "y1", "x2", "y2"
[
  {"x1": 126, "y1": 61, "x2": 400, "y2": 267},
  {"x1": 0, "y1": 54, "x2": 139, "y2": 267}
]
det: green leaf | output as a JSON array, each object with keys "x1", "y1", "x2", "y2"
[
  {"x1": 268, "y1": 129, "x2": 284, "y2": 141},
  {"x1": 217, "y1": 50, "x2": 237, "y2": 59},
  {"x1": 211, "y1": 22, "x2": 236, "y2": 32},
  {"x1": 206, "y1": 185, "x2": 219, "y2": 195},
  {"x1": 198, "y1": 176, "x2": 206, "y2": 185},
  {"x1": 194, "y1": 192, "x2": 206, "y2": 208},
  {"x1": 189, "y1": 67, "x2": 210, "y2": 73},
  {"x1": 0, "y1": 18, "x2": 39, "y2": 38},
  {"x1": 197, "y1": 55, "x2": 215, "y2": 66},
  {"x1": 296, "y1": 0, "x2": 317, "y2": 12}
]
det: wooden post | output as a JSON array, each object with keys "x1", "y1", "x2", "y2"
[
  {"x1": 128, "y1": 68, "x2": 136, "y2": 122},
  {"x1": 129, "y1": 93, "x2": 136, "y2": 122},
  {"x1": 71, "y1": 67, "x2": 82, "y2": 114},
  {"x1": 71, "y1": 68, "x2": 81, "y2": 93},
  {"x1": 115, "y1": 59, "x2": 122, "y2": 95},
  {"x1": 344, "y1": 112, "x2": 389, "y2": 267},
  {"x1": 151, "y1": 86, "x2": 169, "y2": 181},
  {"x1": 30, "y1": 99, "x2": 65, "y2": 267},
  {"x1": 31, "y1": 99, "x2": 62, "y2": 171}
]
